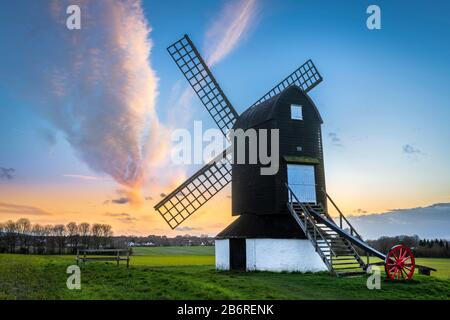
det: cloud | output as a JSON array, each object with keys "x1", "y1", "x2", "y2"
[
  {"x1": 63, "y1": 174, "x2": 105, "y2": 181},
  {"x1": 105, "y1": 212, "x2": 131, "y2": 217},
  {"x1": 36, "y1": 127, "x2": 57, "y2": 147},
  {"x1": 402, "y1": 144, "x2": 422, "y2": 154},
  {"x1": 348, "y1": 203, "x2": 450, "y2": 239},
  {"x1": 0, "y1": 202, "x2": 52, "y2": 216},
  {"x1": 166, "y1": 0, "x2": 258, "y2": 127},
  {"x1": 0, "y1": 168, "x2": 15, "y2": 180},
  {"x1": 162, "y1": 0, "x2": 259, "y2": 196},
  {"x1": 104, "y1": 212, "x2": 136, "y2": 224},
  {"x1": 111, "y1": 197, "x2": 129, "y2": 205},
  {"x1": 354, "y1": 208, "x2": 367, "y2": 214},
  {"x1": 1, "y1": 0, "x2": 161, "y2": 194},
  {"x1": 328, "y1": 132, "x2": 343, "y2": 147},
  {"x1": 205, "y1": 0, "x2": 258, "y2": 67},
  {"x1": 176, "y1": 226, "x2": 202, "y2": 232}
]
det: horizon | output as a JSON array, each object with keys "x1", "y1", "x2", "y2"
[
  {"x1": 1, "y1": 201, "x2": 449, "y2": 239},
  {"x1": 1, "y1": 0, "x2": 450, "y2": 237}
]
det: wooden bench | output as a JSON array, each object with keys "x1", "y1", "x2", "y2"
[
  {"x1": 416, "y1": 264, "x2": 437, "y2": 276},
  {"x1": 76, "y1": 249, "x2": 130, "y2": 268}
]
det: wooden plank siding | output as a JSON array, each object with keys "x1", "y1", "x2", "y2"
[{"x1": 232, "y1": 86, "x2": 327, "y2": 216}]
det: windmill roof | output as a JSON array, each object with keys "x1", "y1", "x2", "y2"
[
  {"x1": 234, "y1": 85, "x2": 322, "y2": 130},
  {"x1": 216, "y1": 214, "x2": 306, "y2": 239}
]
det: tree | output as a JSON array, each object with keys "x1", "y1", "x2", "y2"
[
  {"x1": 0, "y1": 218, "x2": 117, "y2": 255},
  {"x1": 53, "y1": 224, "x2": 66, "y2": 254},
  {"x1": 43, "y1": 225, "x2": 55, "y2": 254},
  {"x1": 78, "y1": 222, "x2": 90, "y2": 249},
  {"x1": 0, "y1": 222, "x2": 6, "y2": 252},
  {"x1": 31, "y1": 224, "x2": 45, "y2": 254},
  {"x1": 16, "y1": 218, "x2": 31, "y2": 253},
  {"x1": 100, "y1": 224, "x2": 113, "y2": 248},
  {"x1": 91, "y1": 224, "x2": 102, "y2": 249},
  {"x1": 4, "y1": 220, "x2": 18, "y2": 253},
  {"x1": 66, "y1": 222, "x2": 79, "y2": 253}
]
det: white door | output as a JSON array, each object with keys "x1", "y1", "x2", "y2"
[{"x1": 287, "y1": 164, "x2": 316, "y2": 203}]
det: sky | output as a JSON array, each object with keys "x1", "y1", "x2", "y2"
[{"x1": 0, "y1": 0, "x2": 449, "y2": 236}]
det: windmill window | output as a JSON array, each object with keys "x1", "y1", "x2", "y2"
[{"x1": 291, "y1": 104, "x2": 303, "y2": 120}]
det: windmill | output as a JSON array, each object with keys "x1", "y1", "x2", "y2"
[
  {"x1": 154, "y1": 34, "x2": 322, "y2": 229},
  {"x1": 154, "y1": 34, "x2": 430, "y2": 279}
]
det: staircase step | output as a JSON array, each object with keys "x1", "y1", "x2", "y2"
[
  {"x1": 334, "y1": 266, "x2": 363, "y2": 271},
  {"x1": 321, "y1": 252, "x2": 354, "y2": 256},
  {"x1": 318, "y1": 245, "x2": 350, "y2": 249},
  {"x1": 332, "y1": 262, "x2": 360, "y2": 266},
  {"x1": 331, "y1": 257, "x2": 359, "y2": 261},
  {"x1": 336, "y1": 271, "x2": 367, "y2": 277}
]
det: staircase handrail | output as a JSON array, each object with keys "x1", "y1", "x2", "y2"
[
  {"x1": 321, "y1": 189, "x2": 363, "y2": 240},
  {"x1": 286, "y1": 183, "x2": 336, "y2": 258}
]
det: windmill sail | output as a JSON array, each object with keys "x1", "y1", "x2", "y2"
[
  {"x1": 154, "y1": 147, "x2": 233, "y2": 229},
  {"x1": 156, "y1": 36, "x2": 325, "y2": 230},
  {"x1": 250, "y1": 59, "x2": 323, "y2": 108},
  {"x1": 167, "y1": 35, "x2": 239, "y2": 138}
]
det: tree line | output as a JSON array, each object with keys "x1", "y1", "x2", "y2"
[
  {"x1": 363, "y1": 235, "x2": 450, "y2": 258},
  {"x1": 0, "y1": 218, "x2": 115, "y2": 254}
]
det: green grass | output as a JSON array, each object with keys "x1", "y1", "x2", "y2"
[
  {"x1": 132, "y1": 246, "x2": 214, "y2": 256},
  {"x1": 131, "y1": 246, "x2": 214, "y2": 266},
  {"x1": 0, "y1": 247, "x2": 449, "y2": 300},
  {"x1": 365, "y1": 256, "x2": 450, "y2": 280}
]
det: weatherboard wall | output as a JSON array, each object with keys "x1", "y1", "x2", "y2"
[
  {"x1": 246, "y1": 239, "x2": 328, "y2": 272},
  {"x1": 215, "y1": 239, "x2": 229, "y2": 270},
  {"x1": 232, "y1": 86, "x2": 327, "y2": 216},
  {"x1": 214, "y1": 238, "x2": 328, "y2": 272}
]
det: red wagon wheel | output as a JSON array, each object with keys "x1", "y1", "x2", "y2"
[{"x1": 385, "y1": 244, "x2": 415, "y2": 280}]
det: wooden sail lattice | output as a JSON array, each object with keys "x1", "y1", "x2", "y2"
[
  {"x1": 167, "y1": 35, "x2": 239, "y2": 137},
  {"x1": 154, "y1": 148, "x2": 233, "y2": 229},
  {"x1": 250, "y1": 59, "x2": 323, "y2": 108}
]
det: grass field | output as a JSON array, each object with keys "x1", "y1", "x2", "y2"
[{"x1": 0, "y1": 246, "x2": 449, "y2": 300}]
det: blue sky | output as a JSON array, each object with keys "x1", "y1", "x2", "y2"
[
  {"x1": 0, "y1": 0, "x2": 449, "y2": 235},
  {"x1": 146, "y1": 0, "x2": 450, "y2": 209}
]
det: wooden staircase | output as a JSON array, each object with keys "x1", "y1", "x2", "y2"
[
  {"x1": 292, "y1": 203, "x2": 367, "y2": 276},
  {"x1": 286, "y1": 184, "x2": 437, "y2": 278},
  {"x1": 286, "y1": 185, "x2": 369, "y2": 277}
]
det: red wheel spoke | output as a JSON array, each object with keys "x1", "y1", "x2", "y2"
[
  {"x1": 401, "y1": 256, "x2": 411, "y2": 263},
  {"x1": 401, "y1": 248, "x2": 409, "y2": 260},
  {"x1": 385, "y1": 244, "x2": 415, "y2": 281},
  {"x1": 393, "y1": 251, "x2": 399, "y2": 260},
  {"x1": 399, "y1": 248, "x2": 404, "y2": 260},
  {"x1": 400, "y1": 268, "x2": 408, "y2": 279}
]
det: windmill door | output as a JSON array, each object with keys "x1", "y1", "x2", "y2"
[
  {"x1": 229, "y1": 238, "x2": 246, "y2": 270},
  {"x1": 287, "y1": 164, "x2": 317, "y2": 203}
]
